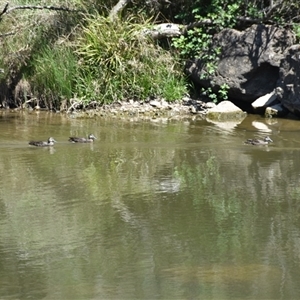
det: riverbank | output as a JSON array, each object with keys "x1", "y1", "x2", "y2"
[
  {"x1": 63, "y1": 97, "x2": 216, "y2": 120},
  {"x1": 0, "y1": 97, "x2": 257, "y2": 124}
]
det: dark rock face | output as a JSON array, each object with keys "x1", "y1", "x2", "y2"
[
  {"x1": 277, "y1": 45, "x2": 300, "y2": 115},
  {"x1": 186, "y1": 24, "x2": 295, "y2": 103}
]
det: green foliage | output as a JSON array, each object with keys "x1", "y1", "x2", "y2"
[
  {"x1": 1, "y1": 0, "x2": 299, "y2": 109},
  {"x1": 172, "y1": 0, "x2": 242, "y2": 103},
  {"x1": 293, "y1": 24, "x2": 300, "y2": 42},
  {"x1": 245, "y1": 3, "x2": 263, "y2": 19},
  {"x1": 172, "y1": 0, "x2": 241, "y2": 59},
  {"x1": 218, "y1": 83, "x2": 230, "y2": 101},
  {"x1": 30, "y1": 45, "x2": 78, "y2": 106},
  {"x1": 201, "y1": 87, "x2": 217, "y2": 102},
  {"x1": 162, "y1": 73, "x2": 188, "y2": 101},
  {"x1": 200, "y1": 83, "x2": 230, "y2": 103},
  {"x1": 75, "y1": 14, "x2": 187, "y2": 104},
  {"x1": 172, "y1": 28, "x2": 208, "y2": 58},
  {"x1": 8, "y1": 7, "x2": 188, "y2": 108}
]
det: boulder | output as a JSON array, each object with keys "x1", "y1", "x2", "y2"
[
  {"x1": 186, "y1": 24, "x2": 295, "y2": 103},
  {"x1": 206, "y1": 100, "x2": 247, "y2": 121},
  {"x1": 276, "y1": 45, "x2": 300, "y2": 115}
]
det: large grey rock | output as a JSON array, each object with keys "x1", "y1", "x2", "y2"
[
  {"x1": 186, "y1": 24, "x2": 295, "y2": 103},
  {"x1": 277, "y1": 45, "x2": 300, "y2": 115},
  {"x1": 206, "y1": 100, "x2": 246, "y2": 121}
]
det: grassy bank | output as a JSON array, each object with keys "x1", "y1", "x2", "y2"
[{"x1": 0, "y1": 0, "x2": 188, "y2": 110}]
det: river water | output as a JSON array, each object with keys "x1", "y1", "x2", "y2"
[{"x1": 0, "y1": 111, "x2": 300, "y2": 299}]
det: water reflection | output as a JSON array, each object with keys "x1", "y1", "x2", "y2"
[{"x1": 0, "y1": 112, "x2": 300, "y2": 299}]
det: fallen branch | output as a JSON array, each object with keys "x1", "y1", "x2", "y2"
[
  {"x1": 67, "y1": 98, "x2": 83, "y2": 113},
  {"x1": 0, "y1": 2, "x2": 80, "y2": 19},
  {"x1": 109, "y1": 0, "x2": 131, "y2": 21},
  {"x1": 142, "y1": 23, "x2": 182, "y2": 39},
  {"x1": 0, "y1": 30, "x2": 18, "y2": 38},
  {"x1": 142, "y1": 19, "x2": 214, "y2": 39}
]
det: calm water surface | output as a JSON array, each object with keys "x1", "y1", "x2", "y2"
[{"x1": 0, "y1": 111, "x2": 300, "y2": 299}]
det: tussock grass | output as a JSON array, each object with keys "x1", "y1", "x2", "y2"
[
  {"x1": 0, "y1": 1, "x2": 188, "y2": 109},
  {"x1": 75, "y1": 14, "x2": 187, "y2": 104},
  {"x1": 30, "y1": 45, "x2": 78, "y2": 108}
]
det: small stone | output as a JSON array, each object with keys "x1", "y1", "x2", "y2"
[
  {"x1": 205, "y1": 102, "x2": 216, "y2": 109},
  {"x1": 161, "y1": 100, "x2": 169, "y2": 107},
  {"x1": 182, "y1": 96, "x2": 191, "y2": 102},
  {"x1": 150, "y1": 100, "x2": 161, "y2": 108},
  {"x1": 190, "y1": 106, "x2": 197, "y2": 114}
]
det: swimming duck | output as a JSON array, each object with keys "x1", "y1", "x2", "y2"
[
  {"x1": 29, "y1": 137, "x2": 57, "y2": 147},
  {"x1": 68, "y1": 134, "x2": 97, "y2": 143},
  {"x1": 245, "y1": 136, "x2": 273, "y2": 145}
]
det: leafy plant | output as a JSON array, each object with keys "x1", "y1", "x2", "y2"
[
  {"x1": 218, "y1": 83, "x2": 230, "y2": 101},
  {"x1": 172, "y1": 1, "x2": 243, "y2": 103},
  {"x1": 201, "y1": 83, "x2": 229, "y2": 103}
]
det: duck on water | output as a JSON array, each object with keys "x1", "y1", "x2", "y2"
[
  {"x1": 244, "y1": 136, "x2": 273, "y2": 146},
  {"x1": 29, "y1": 137, "x2": 57, "y2": 147},
  {"x1": 68, "y1": 134, "x2": 97, "y2": 143}
]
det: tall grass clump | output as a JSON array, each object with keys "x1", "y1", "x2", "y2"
[
  {"x1": 0, "y1": 0, "x2": 85, "y2": 108},
  {"x1": 75, "y1": 14, "x2": 187, "y2": 104},
  {"x1": 30, "y1": 44, "x2": 78, "y2": 108}
]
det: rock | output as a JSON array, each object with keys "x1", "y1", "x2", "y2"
[
  {"x1": 190, "y1": 106, "x2": 197, "y2": 114},
  {"x1": 265, "y1": 103, "x2": 289, "y2": 118},
  {"x1": 182, "y1": 96, "x2": 191, "y2": 102},
  {"x1": 161, "y1": 100, "x2": 169, "y2": 108},
  {"x1": 204, "y1": 102, "x2": 216, "y2": 109},
  {"x1": 206, "y1": 100, "x2": 247, "y2": 121},
  {"x1": 186, "y1": 24, "x2": 295, "y2": 103},
  {"x1": 252, "y1": 91, "x2": 278, "y2": 109},
  {"x1": 149, "y1": 100, "x2": 161, "y2": 108},
  {"x1": 277, "y1": 45, "x2": 300, "y2": 115}
]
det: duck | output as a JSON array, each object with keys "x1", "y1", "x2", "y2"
[
  {"x1": 68, "y1": 134, "x2": 97, "y2": 143},
  {"x1": 29, "y1": 137, "x2": 57, "y2": 147},
  {"x1": 245, "y1": 136, "x2": 273, "y2": 145}
]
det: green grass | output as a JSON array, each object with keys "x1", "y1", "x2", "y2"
[
  {"x1": 30, "y1": 45, "x2": 78, "y2": 107},
  {"x1": 74, "y1": 14, "x2": 187, "y2": 104},
  {"x1": 0, "y1": 1, "x2": 188, "y2": 109}
]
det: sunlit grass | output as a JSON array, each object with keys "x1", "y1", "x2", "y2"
[
  {"x1": 74, "y1": 13, "x2": 187, "y2": 104},
  {"x1": 30, "y1": 45, "x2": 78, "y2": 107},
  {"x1": 0, "y1": 1, "x2": 188, "y2": 109}
]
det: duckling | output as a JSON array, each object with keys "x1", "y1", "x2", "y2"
[
  {"x1": 68, "y1": 134, "x2": 97, "y2": 143},
  {"x1": 245, "y1": 136, "x2": 273, "y2": 145},
  {"x1": 29, "y1": 137, "x2": 57, "y2": 147}
]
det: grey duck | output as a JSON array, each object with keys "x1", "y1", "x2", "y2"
[
  {"x1": 68, "y1": 134, "x2": 97, "y2": 143},
  {"x1": 245, "y1": 136, "x2": 273, "y2": 145},
  {"x1": 29, "y1": 137, "x2": 57, "y2": 147}
]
